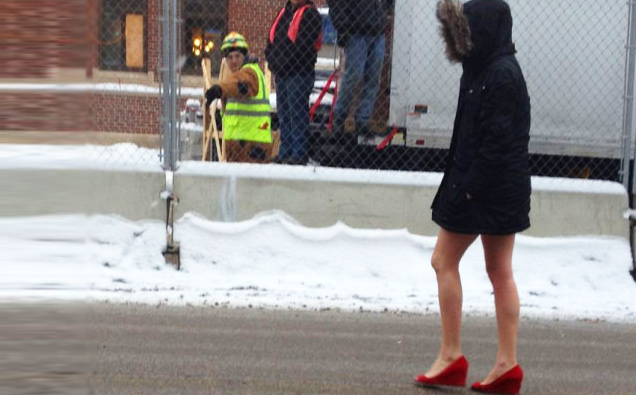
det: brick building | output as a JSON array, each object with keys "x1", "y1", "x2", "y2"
[{"x1": 1, "y1": 0, "x2": 391, "y2": 144}]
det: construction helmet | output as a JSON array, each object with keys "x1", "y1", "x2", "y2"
[{"x1": 221, "y1": 32, "x2": 249, "y2": 56}]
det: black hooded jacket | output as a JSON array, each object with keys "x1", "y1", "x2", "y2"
[{"x1": 432, "y1": 0, "x2": 532, "y2": 235}]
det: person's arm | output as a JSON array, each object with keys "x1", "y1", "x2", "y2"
[
  {"x1": 327, "y1": 0, "x2": 348, "y2": 34},
  {"x1": 265, "y1": 6, "x2": 284, "y2": 64},
  {"x1": 218, "y1": 67, "x2": 260, "y2": 98},
  {"x1": 463, "y1": 70, "x2": 518, "y2": 198}
]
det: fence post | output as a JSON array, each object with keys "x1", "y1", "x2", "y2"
[
  {"x1": 623, "y1": 1, "x2": 636, "y2": 189},
  {"x1": 161, "y1": 0, "x2": 179, "y2": 171},
  {"x1": 160, "y1": 0, "x2": 181, "y2": 268},
  {"x1": 622, "y1": 0, "x2": 636, "y2": 281}
]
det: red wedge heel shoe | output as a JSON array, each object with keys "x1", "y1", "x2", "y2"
[
  {"x1": 470, "y1": 364, "x2": 523, "y2": 394},
  {"x1": 414, "y1": 355, "x2": 469, "y2": 387}
]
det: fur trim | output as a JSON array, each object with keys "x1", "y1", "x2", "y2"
[{"x1": 436, "y1": 0, "x2": 471, "y2": 63}]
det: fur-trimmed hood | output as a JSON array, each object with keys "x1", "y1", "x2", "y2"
[
  {"x1": 437, "y1": 0, "x2": 515, "y2": 71},
  {"x1": 436, "y1": 0, "x2": 471, "y2": 63}
]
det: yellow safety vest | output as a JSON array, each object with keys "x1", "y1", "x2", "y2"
[{"x1": 223, "y1": 63, "x2": 272, "y2": 143}]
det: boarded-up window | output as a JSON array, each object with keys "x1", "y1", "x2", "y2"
[
  {"x1": 99, "y1": 0, "x2": 146, "y2": 71},
  {"x1": 125, "y1": 14, "x2": 144, "y2": 68}
]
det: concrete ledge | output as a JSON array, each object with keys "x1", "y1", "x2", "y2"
[
  {"x1": 1, "y1": 169, "x2": 165, "y2": 221},
  {"x1": 1, "y1": 164, "x2": 628, "y2": 238},
  {"x1": 175, "y1": 164, "x2": 628, "y2": 238},
  {"x1": 175, "y1": 175, "x2": 433, "y2": 233},
  {"x1": 529, "y1": 189, "x2": 627, "y2": 237}
]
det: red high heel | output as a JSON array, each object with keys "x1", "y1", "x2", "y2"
[
  {"x1": 414, "y1": 355, "x2": 469, "y2": 387},
  {"x1": 470, "y1": 364, "x2": 523, "y2": 394}
]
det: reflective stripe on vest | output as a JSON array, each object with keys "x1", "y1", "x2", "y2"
[
  {"x1": 224, "y1": 63, "x2": 272, "y2": 143},
  {"x1": 269, "y1": 4, "x2": 323, "y2": 52}
]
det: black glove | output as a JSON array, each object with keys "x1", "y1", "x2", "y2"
[
  {"x1": 205, "y1": 85, "x2": 223, "y2": 107},
  {"x1": 237, "y1": 81, "x2": 249, "y2": 95}
]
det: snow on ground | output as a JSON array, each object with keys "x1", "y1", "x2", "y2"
[
  {"x1": 0, "y1": 143, "x2": 163, "y2": 171},
  {"x1": 1, "y1": 212, "x2": 635, "y2": 323},
  {"x1": 1, "y1": 143, "x2": 635, "y2": 323}
]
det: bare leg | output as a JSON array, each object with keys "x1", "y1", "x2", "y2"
[
  {"x1": 480, "y1": 234, "x2": 520, "y2": 384},
  {"x1": 424, "y1": 228, "x2": 478, "y2": 377}
]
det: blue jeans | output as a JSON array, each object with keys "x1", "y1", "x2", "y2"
[
  {"x1": 275, "y1": 73, "x2": 315, "y2": 160},
  {"x1": 333, "y1": 34, "x2": 386, "y2": 130}
]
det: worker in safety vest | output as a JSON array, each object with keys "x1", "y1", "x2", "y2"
[
  {"x1": 265, "y1": 0, "x2": 322, "y2": 165},
  {"x1": 205, "y1": 32, "x2": 272, "y2": 163}
]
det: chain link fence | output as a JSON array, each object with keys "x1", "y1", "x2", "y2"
[
  {"x1": 390, "y1": 0, "x2": 627, "y2": 180},
  {"x1": 89, "y1": 0, "x2": 165, "y2": 166},
  {"x1": 87, "y1": 0, "x2": 633, "y2": 182}
]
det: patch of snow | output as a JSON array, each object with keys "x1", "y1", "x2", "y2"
[{"x1": 0, "y1": 212, "x2": 634, "y2": 323}]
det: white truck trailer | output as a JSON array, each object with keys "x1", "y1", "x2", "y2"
[{"x1": 389, "y1": 0, "x2": 628, "y2": 160}]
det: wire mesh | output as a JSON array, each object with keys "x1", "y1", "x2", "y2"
[
  {"x1": 89, "y1": 0, "x2": 164, "y2": 166},
  {"x1": 390, "y1": 0, "x2": 628, "y2": 180},
  {"x1": 87, "y1": 0, "x2": 630, "y2": 181}
]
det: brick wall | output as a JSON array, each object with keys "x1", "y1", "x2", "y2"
[
  {"x1": 2, "y1": 0, "x2": 391, "y2": 135},
  {"x1": 93, "y1": 94, "x2": 161, "y2": 134},
  {"x1": 148, "y1": 0, "x2": 160, "y2": 78},
  {"x1": 0, "y1": 93, "x2": 89, "y2": 132},
  {"x1": 58, "y1": 0, "x2": 89, "y2": 69},
  {"x1": 4, "y1": 0, "x2": 329, "y2": 77},
  {"x1": 0, "y1": 91, "x2": 196, "y2": 134},
  {"x1": 0, "y1": 0, "x2": 87, "y2": 78}
]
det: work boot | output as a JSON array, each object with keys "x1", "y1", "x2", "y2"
[
  {"x1": 285, "y1": 157, "x2": 308, "y2": 166},
  {"x1": 270, "y1": 156, "x2": 308, "y2": 166},
  {"x1": 355, "y1": 123, "x2": 374, "y2": 139}
]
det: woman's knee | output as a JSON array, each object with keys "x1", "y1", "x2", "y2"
[
  {"x1": 430, "y1": 253, "x2": 441, "y2": 274},
  {"x1": 485, "y1": 261, "x2": 514, "y2": 286},
  {"x1": 431, "y1": 251, "x2": 457, "y2": 275},
  {"x1": 482, "y1": 235, "x2": 515, "y2": 282}
]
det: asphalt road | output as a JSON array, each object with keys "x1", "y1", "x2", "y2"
[{"x1": 2, "y1": 302, "x2": 635, "y2": 394}]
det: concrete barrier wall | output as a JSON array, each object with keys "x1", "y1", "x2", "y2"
[
  {"x1": 1, "y1": 166, "x2": 628, "y2": 238},
  {"x1": 1, "y1": 169, "x2": 166, "y2": 221},
  {"x1": 175, "y1": 175, "x2": 434, "y2": 233},
  {"x1": 174, "y1": 171, "x2": 628, "y2": 238}
]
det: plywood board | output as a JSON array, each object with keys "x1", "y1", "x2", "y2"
[{"x1": 126, "y1": 14, "x2": 144, "y2": 69}]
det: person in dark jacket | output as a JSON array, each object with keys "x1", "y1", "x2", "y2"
[
  {"x1": 265, "y1": 0, "x2": 322, "y2": 165},
  {"x1": 327, "y1": 0, "x2": 393, "y2": 136},
  {"x1": 414, "y1": 1, "x2": 530, "y2": 394}
]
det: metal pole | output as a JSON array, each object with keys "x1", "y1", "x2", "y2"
[
  {"x1": 623, "y1": 0, "x2": 636, "y2": 189},
  {"x1": 160, "y1": 0, "x2": 181, "y2": 268},
  {"x1": 624, "y1": 0, "x2": 636, "y2": 282},
  {"x1": 170, "y1": 0, "x2": 180, "y2": 169},
  {"x1": 161, "y1": 0, "x2": 178, "y2": 171},
  {"x1": 161, "y1": 0, "x2": 170, "y2": 169},
  {"x1": 174, "y1": 0, "x2": 183, "y2": 163}
]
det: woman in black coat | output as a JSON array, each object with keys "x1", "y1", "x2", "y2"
[{"x1": 414, "y1": 1, "x2": 530, "y2": 394}]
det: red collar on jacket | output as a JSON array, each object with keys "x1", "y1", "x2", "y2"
[{"x1": 269, "y1": 3, "x2": 323, "y2": 51}]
